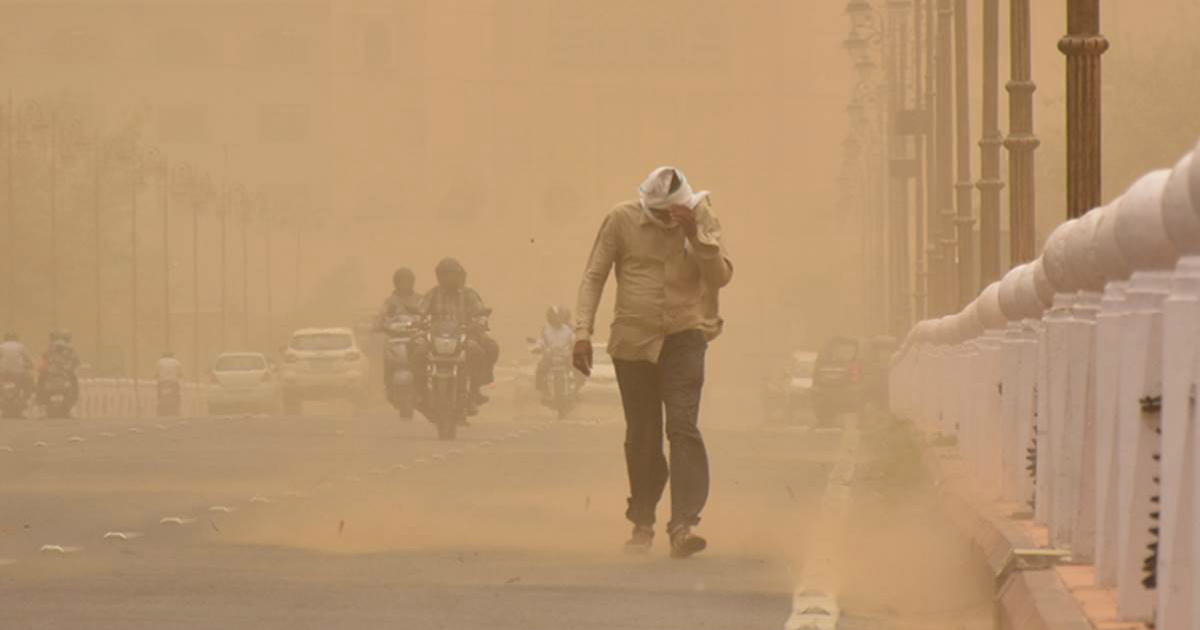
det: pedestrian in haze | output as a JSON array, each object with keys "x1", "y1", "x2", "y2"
[{"x1": 573, "y1": 166, "x2": 733, "y2": 558}]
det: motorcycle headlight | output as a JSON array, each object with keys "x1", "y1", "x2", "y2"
[{"x1": 433, "y1": 337, "x2": 460, "y2": 355}]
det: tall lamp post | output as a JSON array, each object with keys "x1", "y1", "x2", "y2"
[
  {"x1": 1006, "y1": 0, "x2": 1038, "y2": 264},
  {"x1": 952, "y1": 0, "x2": 974, "y2": 307},
  {"x1": 1060, "y1": 0, "x2": 1107, "y2": 219},
  {"x1": 844, "y1": 8, "x2": 891, "y2": 333},
  {"x1": 977, "y1": 0, "x2": 1004, "y2": 286}
]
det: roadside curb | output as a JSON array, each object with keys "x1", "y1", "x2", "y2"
[{"x1": 918, "y1": 438, "x2": 1097, "y2": 630}]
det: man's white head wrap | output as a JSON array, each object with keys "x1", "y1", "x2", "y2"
[{"x1": 639, "y1": 166, "x2": 709, "y2": 211}]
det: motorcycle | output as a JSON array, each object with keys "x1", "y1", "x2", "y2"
[
  {"x1": 544, "y1": 347, "x2": 578, "y2": 420},
  {"x1": 157, "y1": 380, "x2": 182, "y2": 417},
  {"x1": 424, "y1": 311, "x2": 490, "y2": 440},
  {"x1": 0, "y1": 375, "x2": 27, "y2": 419},
  {"x1": 39, "y1": 371, "x2": 74, "y2": 419},
  {"x1": 382, "y1": 314, "x2": 421, "y2": 420}
]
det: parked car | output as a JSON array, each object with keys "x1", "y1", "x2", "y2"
[
  {"x1": 207, "y1": 352, "x2": 280, "y2": 415},
  {"x1": 279, "y1": 327, "x2": 370, "y2": 415},
  {"x1": 764, "y1": 350, "x2": 817, "y2": 423},
  {"x1": 811, "y1": 335, "x2": 896, "y2": 425}
]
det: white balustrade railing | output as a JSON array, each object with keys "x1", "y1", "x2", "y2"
[
  {"x1": 75, "y1": 378, "x2": 208, "y2": 418},
  {"x1": 890, "y1": 139, "x2": 1200, "y2": 630}
]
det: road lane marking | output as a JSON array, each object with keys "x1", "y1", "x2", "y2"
[
  {"x1": 159, "y1": 517, "x2": 195, "y2": 526},
  {"x1": 32, "y1": 441, "x2": 47, "y2": 448},
  {"x1": 248, "y1": 497, "x2": 273, "y2": 504},
  {"x1": 39, "y1": 545, "x2": 83, "y2": 554},
  {"x1": 208, "y1": 506, "x2": 235, "y2": 513},
  {"x1": 67, "y1": 436, "x2": 85, "y2": 443},
  {"x1": 102, "y1": 531, "x2": 143, "y2": 540}
]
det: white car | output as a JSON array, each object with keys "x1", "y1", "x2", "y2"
[
  {"x1": 279, "y1": 327, "x2": 370, "y2": 414},
  {"x1": 207, "y1": 352, "x2": 280, "y2": 414},
  {"x1": 784, "y1": 589, "x2": 840, "y2": 630}
]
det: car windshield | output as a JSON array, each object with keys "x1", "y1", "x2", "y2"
[
  {"x1": 291, "y1": 333, "x2": 353, "y2": 351},
  {"x1": 791, "y1": 363, "x2": 815, "y2": 378},
  {"x1": 215, "y1": 355, "x2": 266, "y2": 371},
  {"x1": 821, "y1": 339, "x2": 858, "y2": 363}
]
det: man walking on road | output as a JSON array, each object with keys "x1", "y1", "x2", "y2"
[{"x1": 574, "y1": 166, "x2": 733, "y2": 558}]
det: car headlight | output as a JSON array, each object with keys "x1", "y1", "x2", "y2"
[{"x1": 433, "y1": 337, "x2": 460, "y2": 355}]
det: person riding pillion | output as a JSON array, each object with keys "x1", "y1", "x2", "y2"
[
  {"x1": 375, "y1": 267, "x2": 424, "y2": 404},
  {"x1": 535, "y1": 306, "x2": 576, "y2": 399},
  {"x1": 0, "y1": 332, "x2": 34, "y2": 392},
  {"x1": 574, "y1": 166, "x2": 733, "y2": 558},
  {"x1": 40, "y1": 330, "x2": 82, "y2": 410}
]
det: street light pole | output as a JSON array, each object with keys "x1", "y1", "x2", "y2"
[
  {"x1": 924, "y1": 0, "x2": 940, "y2": 314},
  {"x1": 977, "y1": 0, "x2": 1004, "y2": 286},
  {"x1": 162, "y1": 156, "x2": 171, "y2": 352},
  {"x1": 911, "y1": 0, "x2": 927, "y2": 321},
  {"x1": 935, "y1": 0, "x2": 955, "y2": 312},
  {"x1": 48, "y1": 109, "x2": 58, "y2": 329},
  {"x1": 1005, "y1": 0, "x2": 1039, "y2": 264},
  {"x1": 1060, "y1": 0, "x2": 1108, "y2": 219},
  {"x1": 4, "y1": 94, "x2": 13, "y2": 333},
  {"x1": 952, "y1": 0, "x2": 973, "y2": 306}
]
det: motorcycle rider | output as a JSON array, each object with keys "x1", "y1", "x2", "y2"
[
  {"x1": 0, "y1": 332, "x2": 34, "y2": 394},
  {"x1": 534, "y1": 306, "x2": 576, "y2": 402},
  {"x1": 155, "y1": 350, "x2": 184, "y2": 415},
  {"x1": 39, "y1": 330, "x2": 81, "y2": 413},
  {"x1": 156, "y1": 350, "x2": 183, "y2": 383},
  {"x1": 415, "y1": 258, "x2": 499, "y2": 412},
  {"x1": 374, "y1": 267, "x2": 423, "y2": 406}
]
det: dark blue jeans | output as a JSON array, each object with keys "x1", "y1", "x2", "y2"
[{"x1": 613, "y1": 330, "x2": 709, "y2": 533}]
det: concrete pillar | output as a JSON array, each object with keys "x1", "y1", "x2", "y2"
[
  {"x1": 1111, "y1": 169, "x2": 1176, "y2": 622},
  {"x1": 1156, "y1": 150, "x2": 1200, "y2": 630}
]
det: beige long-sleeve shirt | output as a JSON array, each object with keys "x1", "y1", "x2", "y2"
[{"x1": 575, "y1": 196, "x2": 733, "y2": 363}]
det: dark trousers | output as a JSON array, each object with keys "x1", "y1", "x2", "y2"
[{"x1": 613, "y1": 330, "x2": 709, "y2": 533}]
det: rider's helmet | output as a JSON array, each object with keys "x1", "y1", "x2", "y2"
[
  {"x1": 3, "y1": 332, "x2": 16, "y2": 342},
  {"x1": 49, "y1": 330, "x2": 62, "y2": 344},
  {"x1": 435, "y1": 258, "x2": 466, "y2": 291},
  {"x1": 162, "y1": 350, "x2": 175, "y2": 358},
  {"x1": 60, "y1": 330, "x2": 72, "y2": 344},
  {"x1": 392, "y1": 267, "x2": 415, "y2": 293},
  {"x1": 545, "y1": 306, "x2": 566, "y2": 327}
]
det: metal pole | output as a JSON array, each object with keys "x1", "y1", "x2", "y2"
[
  {"x1": 924, "y1": 0, "x2": 940, "y2": 314},
  {"x1": 219, "y1": 149, "x2": 229, "y2": 352},
  {"x1": 1006, "y1": 0, "x2": 1039, "y2": 264},
  {"x1": 264, "y1": 201, "x2": 274, "y2": 350},
  {"x1": 1060, "y1": 0, "x2": 1108, "y2": 219},
  {"x1": 5, "y1": 94, "x2": 13, "y2": 332},
  {"x1": 162, "y1": 157, "x2": 171, "y2": 352},
  {"x1": 49, "y1": 111, "x2": 58, "y2": 328},
  {"x1": 977, "y1": 0, "x2": 1004, "y2": 286},
  {"x1": 889, "y1": 4, "x2": 912, "y2": 336},
  {"x1": 192, "y1": 195, "x2": 200, "y2": 383},
  {"x1": 219, "y1": 188, "x2": 227, "y2": 353},
  {"x1": 241, "y1": 198, "x2": 250, "y2": 348},
  {"x1": 130, "y1": 165, "x2": 140, "y2": 413},
  {"x1": 912, "y1": 0, "x2": 927, "y2": 321},
  {"x1": 953, "y1": 0, "x2": 973, "y2": 306},
  {"x1": 93, "y1": 141, "x2": 102, "y2": 367},
  {"x1": 935, "y1": 0, "x2": 955, "y2": 312}
]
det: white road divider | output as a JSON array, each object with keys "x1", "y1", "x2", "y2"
[{"x1": 890, "y1": 139, "x2": 1200, "y2": 630}]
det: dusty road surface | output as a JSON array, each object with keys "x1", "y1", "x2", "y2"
[{"x1": 0, "y1": 395, "x2": 992, "y2": 630}]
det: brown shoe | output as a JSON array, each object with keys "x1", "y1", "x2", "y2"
[
  {"x1": 669, "y1": 527, "x2": 707, "y2": 559},
  {"x1": 624, "y1": 526, "x2": 654, "y2": 554}
]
